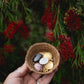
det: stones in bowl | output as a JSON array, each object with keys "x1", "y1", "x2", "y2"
[
  {"x1": 33, "y1": 53, "x2": 42, "y2": 62},
  {"x1": 40, "y1": 52, "x2": 52, "y2": 60},
  {"x1": 34, "y1": 63, "x2": 42, "y2": 71},
  {"x1": 39, "y1": 57, "x2": 48, "y2": 65},
  {"x1": 43, "y1": 61, "x2": 53, "y2": 72},
  {"x1": 44, "y1": 61, "x2": 53, "y2": 70},
  {"x1": 33, "y1": 52, "x2": 54, "y2": 72}
]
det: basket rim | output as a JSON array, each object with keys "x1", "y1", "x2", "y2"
[{"x1": 25, "y1": 42, "x2": 60, "y2": 74}]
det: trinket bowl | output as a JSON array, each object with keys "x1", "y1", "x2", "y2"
[{"x1": 25, "y1": 43, "x2": 60, "y2": 74}]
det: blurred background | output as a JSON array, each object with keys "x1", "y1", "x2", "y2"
[{"x1": 0, "y1": 0, "x2": 84, "y2": 84}]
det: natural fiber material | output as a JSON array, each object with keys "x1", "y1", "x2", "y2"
[{"x1": 25, "y1": 42, "x2": 60, "y2": 74}]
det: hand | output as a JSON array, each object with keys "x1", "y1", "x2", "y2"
[{"x1": 4, "y1": 62, "x2": 58, "y2": 84}]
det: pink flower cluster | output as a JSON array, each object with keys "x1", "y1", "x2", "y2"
[
  {"x1": 41, "y1": 0, "x2": 57, "y2": 41},
  {"x1": 46, "y1": 31, "x2": 55, "y2": 41},
  {"x1": 3, "y1": 45, "x2": 14, "y2": 53},
  {"x1": 64, "y1": 9, "x2": 81, "y2": 31},
  {"x1": 41, "y1": 8, "x2": 57, "y2": 30},
  {"x1": 59, "y1": 34, "x2": 75, "y2": 61},
  {"x1": 4, "y1": 20, "x2": 30, "y2": 39}
]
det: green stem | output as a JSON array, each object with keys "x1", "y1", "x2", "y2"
[
  {"x1": 22, "y1": 0, "x2": 26, "y2": 12},
  {"x1": 15, "y1": 1, "x2": 18, "y2": 21},
  {"x1": 53, "y1": 5, "x2": 60, "y2": 37},
  {"x1": 6, "y1": 39, "x2": 10, "y2": 45}
]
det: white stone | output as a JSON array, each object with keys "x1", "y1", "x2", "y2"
[{"x1": 39, "y1": 57, "x2": 49, "y2": 65}]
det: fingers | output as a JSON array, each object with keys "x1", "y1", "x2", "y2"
[
  {"x1": 38, "y1": 68, "x2": 58, "y2": 84},
  {"x1": 9, "y1": 62, "x2": 30, "y2": 77},
  {"x1": 31, "y1": 73, "x2": 41, "y2": 80},
  {"x1": 24, "y1": 74, "x2": 37, "y2": 84}
]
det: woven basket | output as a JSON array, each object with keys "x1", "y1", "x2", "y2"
[{"x1": 25, "y1": 42, "x2": 60, "y2": 74}]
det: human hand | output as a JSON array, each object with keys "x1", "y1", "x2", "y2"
[{"x1": 4, "y1": 62, "x2": 58, "y2": 84}]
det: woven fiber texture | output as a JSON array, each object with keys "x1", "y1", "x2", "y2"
[{"x1": 25, "y1": 42, "x2": 60, "y2": 74}]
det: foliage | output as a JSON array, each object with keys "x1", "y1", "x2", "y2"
[{"x1": 0, "y1": 0, "x2": 84, "y2": 84}]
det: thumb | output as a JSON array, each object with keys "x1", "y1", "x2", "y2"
[{"x1": 10, "y1": 62, "x2": 30, "y2": 77}]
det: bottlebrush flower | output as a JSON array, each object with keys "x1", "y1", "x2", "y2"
[
  {"x1": 47, "y1": 13, "x2": 57, "y2": 30},
  {"x1": 59, "y1": 34, "x2": 75, "y2": 61},
  {"x1": 41, "y1": 8, "x2": 57, "y2": 30},
  {"x1": 64, "y1": 9, "x2": 81, "y2": 31},
  {"x1": 46, "y1": 31, "x2": 55, "y2": 41},
  {"x1": 3, "y1": 45, "x2": 14, "y2": 53},
  {"x1": 48, "y1": 0, "x2": 53, "y2": 7},
  {"x1": 4, "y1": 21, "x2": 17, "y2": 38},
  {"x1": 0, "y1": 53, "x2": 6, "y2": 66},
  {"x1": 41, "y1": 8, "x2": 51, "y2": 24},
  {"x1": 58, "y1": 34, "x2": 70, "y2": 41},
  {"x1": 46, "y1": 13, "x2": 53, "y2": 30},
  {"x1": 4, "y1": 20, "x2": 30, "y2": 39},
  {"x1": 17, "y1": 20, "x2": 30, "y2": 39}
]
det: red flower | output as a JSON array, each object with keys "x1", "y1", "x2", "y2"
[
  {"x1": 4, "y1": 21, "x2": 17, "y2": 38},
  {"x1": 3, "y1": 45, "x2": 14, "y2": 53},
  {"x1": 46, "y1": 13, "x2": 53, "y2": 30},
  {"x1": 64, "y1": 9, "x2": 81, "y2": 31},
  {"x1": 59, "y1": 35, "x2": 75, "y2": 61},
  {"x1": 58, "y1": 34, "x2": 70, "y2": 41},
  {"x1": 17, "y1": 20, "x2": 30, "y2": 39},
  {"x1": 0, "y1": 53, "x2": 6, "y2": 66},
  {"x1": 4, "y1": 20, "x2": 30, "y2": 39},
  {"x1": 41, "y1": 8, "x2": 57, "y2": 30},
  {"x1": 41, "y1": 8, "x2": 51, "y2": 24},
  {"x1": 46, "y1": 31, "x2": 55, "y2": 41},
  {"x1": 48, "y1": 0, "x2": 53, "y2": 7}
]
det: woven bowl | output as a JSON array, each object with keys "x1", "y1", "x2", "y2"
[{"x1": 25, "y1": 42, "x2": 60, "y2": 74}]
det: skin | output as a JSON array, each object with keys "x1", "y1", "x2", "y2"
[{"x1": 4, "y1": 62, "x2": 58, "y2": 84}]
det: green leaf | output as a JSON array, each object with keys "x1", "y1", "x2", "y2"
[
  {"x1": 8, "y1": 12, "x2": 14, "y2": 21},
  {"x1": 0, "y1": 14, "x2": 3, "y2": 32},
  {"x1": 0, "y1": 0, "x2": 2, "y2": 6},
  {"x1": 26, "y1": 8, "x2": 32, "y2": 13},
  {"x1": 82, "y1": 51, "x2": 84, "y2": 63}
]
